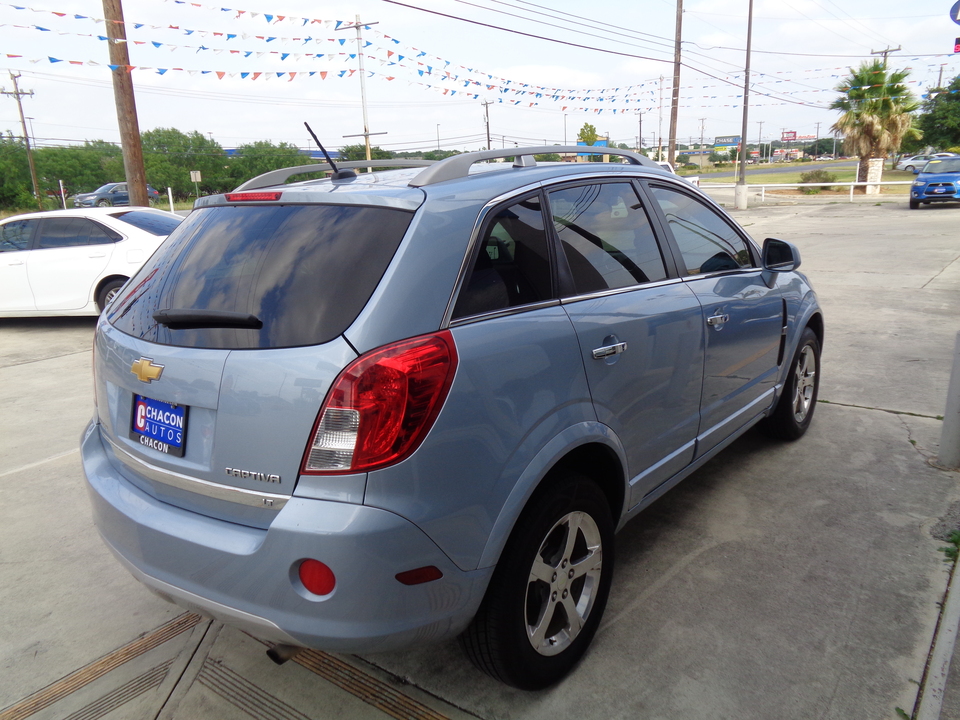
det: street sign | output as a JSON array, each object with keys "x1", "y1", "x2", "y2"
[
  {"x1": 714, "y1": 135, "x2": 740, "y2": 147},
  {"x1": 952, "y1": 0, "x2": 960, "y2": 25},
  {"x1": 190, "y1": 170, "x2": 202, "y2": 182},
  {"x1": 955, "y1": 37, "x2": 960, "y2": 53}
]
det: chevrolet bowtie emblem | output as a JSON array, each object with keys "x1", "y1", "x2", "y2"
[{"x1": 131, "y1": 357, "x2": 164, "y2": 383}]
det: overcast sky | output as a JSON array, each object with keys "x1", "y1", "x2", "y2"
[{"x1": 0, "y1": 0, "x2": 957, "y2": 154}]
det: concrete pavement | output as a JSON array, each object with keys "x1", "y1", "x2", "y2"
[{"x1": 1, "y1": 197, "x2": 959, "y2": 720}]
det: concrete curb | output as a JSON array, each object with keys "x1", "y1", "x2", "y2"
[{"x1": 916, "y1": 555, "x2": 960, "y2": 720}]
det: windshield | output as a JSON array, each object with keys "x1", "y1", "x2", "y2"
[
  {"x1": 922, "y1": 158, "x2": 960, "y2": 174},
  {"x1": 108, "y1": 203, "x2": 414, "y2": 349},
  {"x1": 93, "y1": 184, "x2": 119, "y2": 193}
]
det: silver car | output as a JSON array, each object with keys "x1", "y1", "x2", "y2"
[{"x1": 82, "y1": 146, "x2": 823, "y2": 689}]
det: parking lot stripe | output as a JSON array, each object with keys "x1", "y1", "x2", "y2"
[
  {"x1": 293, "y1": 650, "x2": 450, "y2": 720},
  {"x1": 0, "y1": 449, "x2": 79, "y2": 479},
  {"x1": 0, "y1": 613, "x2": 202, "y2": 720}
]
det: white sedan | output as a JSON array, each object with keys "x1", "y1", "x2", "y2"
[{"x1": 0, "y1": 207, "x2": 182, "y2": 317}]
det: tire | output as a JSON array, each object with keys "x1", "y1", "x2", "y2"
[
  {"x1": 459, "y1": 473, "x2": 614, "y2": 690},
  {"x1": 761, "y1": 327, "x2": 820, "y2": 440},
  {"x1": 909, "y1": 199, "x2": 920, "y2": 210},
  {"x1": 96, "y1": 199, "x2": 111, "y2": 207},
  {"x1": 904, "y1": 165, "x2": 915, "y2": 173},
  {"x1": 96, "y1": 278, "x2": 126, "y2": 312}
]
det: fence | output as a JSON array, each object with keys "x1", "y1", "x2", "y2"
[{"x1": 698, "y1": 180, "x2": 913, "y2": 202}]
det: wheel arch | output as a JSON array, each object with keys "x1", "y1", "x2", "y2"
[
  {"x1": 477, "y1": 425, "x2": 627, "y2": 569},
  {"x1": 94, "y1": 274, "x2": 129, "y2": 305}
]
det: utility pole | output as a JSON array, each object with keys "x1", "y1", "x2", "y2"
[
  {"x1": 337, "y1": 16, "x2": 383, "y2": 169},
  {"x1": 871, "y1": 45, "x2": 901, "y2": 68},
  {"x1": 658, "y1": 75, "x2": 664, "y2": 162},
  {"x1": 483, "y1": 100, "x2": 492, "y2": 150},
  {"x1": 667, "y1": 0, "x2": 683, "y2": 166},
  {"x1": 735, "y1": 0, "x2": 754, "y2": 209},
  {"x1": 1, "y1": 73, "x2": 41, "y2": 209},
  {"x1": 102, "y1": 0, "x2": 149, "y2": 206},
  {"x1": 756, "y1": 120, "x2": 763, "y2": 162},
  {"x1": 699, "y1": 117, "x2": 706, "y2": 168},
  {"x1": 814, "y1": 121, "x2": 821, "y2": 157}
]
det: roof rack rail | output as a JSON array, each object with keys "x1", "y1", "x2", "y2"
[
  {"x1": 408, "y1": 145, "x2": 659, "y2": 187},
  {"x1": 234, "y1": 159, "x2": 435, "y2": 192}
]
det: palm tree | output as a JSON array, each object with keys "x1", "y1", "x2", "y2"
[{"x1": 830, "y1": 60, "x2": 921, "y2": 188}]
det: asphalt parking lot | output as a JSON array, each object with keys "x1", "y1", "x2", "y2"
[{"x1": 2, "y1": 196, "x2": 959, "y2": 720}]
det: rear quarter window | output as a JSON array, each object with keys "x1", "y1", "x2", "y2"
[{"x1": 108, "y1": 204, "x2": 413, "y2": 349}]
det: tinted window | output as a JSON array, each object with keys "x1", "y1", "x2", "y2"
[
  {"x1": 110, "y1": 210, "x2": 181, "y2": 236},
  {"x1": 924, "y1": 158, "x2": 960, "y2": 173},
  {"x1": 36, "y1": 217, "x2": 121, "y2": 248},
  {"x1": 0, "y1": 218, "x2": 37, "y2": 252},
  {"x1": 452, "y1": 196, "x2": 552, "y2": 319},
  {"x1": 108, "y1": 204, "x2": 413, "y2": 349},
  {"x1": 550, "y1": 183, "x2": 666, "y2": 294},
  {"x1": 650, "y1": 186, "x2": 752, "y2": 275}
]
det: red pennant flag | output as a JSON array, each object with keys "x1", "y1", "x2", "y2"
[
  {"x1": 288, "y1": 72, "x2": 296, "y2": 81},
  {"x1": 216, "y1": 71, "x2": 225, "y2": 79},
  {"x1": 252, "y1": 72, "x2": 261, "y2": 80},
  {"x1": 319, "y1": 71, "x2": 327, "y2": 79}
]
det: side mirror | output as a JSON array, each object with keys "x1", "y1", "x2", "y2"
[
  {"x1": 913, "y1": 168, "x2": 921, "y2": 175},
  {"x1": 762, "y1": 237, "x2": 801, "y2": 272}
]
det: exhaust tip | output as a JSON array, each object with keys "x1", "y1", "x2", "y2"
[{"x1": 266, "y1": 644, "x2": 302, "y2": 665}]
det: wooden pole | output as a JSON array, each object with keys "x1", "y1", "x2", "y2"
[
  {"x1": 667, "y1": 0, "x2": 682, "y2": 166},
  {"x1": 101, "y1": 0, "x2": 149, "y2": 206}
]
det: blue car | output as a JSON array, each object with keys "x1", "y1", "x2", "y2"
[
  {"x1": 73, "y1": 182, "x2": 161, "y2": 207},
  {"x1": 910, "y1": 157, "x2": 960, "y2": 209},
  {"x1": 81, "y1": 146, "x2": 823, "y2": 689}
]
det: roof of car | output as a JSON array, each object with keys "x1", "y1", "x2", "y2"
[
  {"x1": 198, "y1": 146, "x2": 676, "y2": 212},
  {"x1": 2, "y1": 206, "x2": 177, "y2": 223}
]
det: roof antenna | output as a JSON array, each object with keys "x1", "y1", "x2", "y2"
[{"x1": 304, "y1": 122, "x2": 357, "y2": 180}]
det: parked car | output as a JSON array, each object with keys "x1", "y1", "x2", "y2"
[
  {"x1": 0, "y1": 207, "x2": 182, "y2": 316},
  {"x1": 909, "y1": 157, "x2": 960, "y2": 209},
  {"x1": 81, "y1": 146, "x2": 823, "y2": 690},
  {"x1": 896, "y1": 154, "x2": 936, "y2": 172},
  {"x1": 73, "y1": 182, "x2": 161, "y2": 207}
]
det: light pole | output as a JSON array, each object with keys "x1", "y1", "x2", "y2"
[{"x1": 436, "y1": 124, "x2": 440, "y2": 151}]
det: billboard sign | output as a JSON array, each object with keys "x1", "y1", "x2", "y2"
[
  {"x1": 714, "y1": 135, "x2": 741, "y2": 147},
  {"x1": 576, "y1": 139, "x2": 608, "y2": 157},
  {"x1": 781, "y1": 131, "x2": 797, "y2": 141},
  {"x1": 797, "y1": 134, "x2": 817, "y2": 141}
]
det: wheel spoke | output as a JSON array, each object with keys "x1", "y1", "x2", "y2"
[
  {"x1": 560, "y1": 512, "x2": 583, "y2": 562},
  {"x1": 571, "y1": 545, "x2": 602, "y2": 580},
  {"x1": 528, "y1": 599, "x2": 555, "y2": 648},
  {"x1": 560, "y1": 594, "x2": 584, "y2": 636},
  {"x1": 529, "y1": 557, "x2": 556, "y2": 584}
]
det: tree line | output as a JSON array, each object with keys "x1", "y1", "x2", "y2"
[{"x1": 1, "y1": 66, "x2": 958, "y2": 210}]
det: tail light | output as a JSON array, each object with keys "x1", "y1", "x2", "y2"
[{"x1": 301, "y1": 331, "x2": 458, "y2": 474}]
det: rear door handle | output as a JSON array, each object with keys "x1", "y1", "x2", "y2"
[{"x1": 592, "y1": 342, "x2": 628, "y2": 359}]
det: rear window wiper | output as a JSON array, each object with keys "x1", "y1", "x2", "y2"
[{"x1": 153, "y1": 309, "x2": 263, "y2": 330}]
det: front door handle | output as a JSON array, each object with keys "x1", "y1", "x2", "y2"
[
  {"x1": 592, "y1": 342, "x2": 628, "y2": 359},
  {"x1": 707, "y1": 313, "x2": 730, "y2": 329}
]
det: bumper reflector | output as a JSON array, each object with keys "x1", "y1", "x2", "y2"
[
  {"x1": 299, "y1": 559, "x2": 336, "y2": 596},
  {"x1": 395, "y1": 566, "x2": 443, "y2": 586}
]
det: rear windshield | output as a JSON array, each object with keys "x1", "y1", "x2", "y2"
[
  {"x1": 109, "y1": 210, "x2": 182, "y2": 236},
  {"x1": 107, "y1": 204, "x2": 414, "y2": 349}
]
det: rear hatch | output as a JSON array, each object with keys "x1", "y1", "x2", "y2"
[{"x1": 94, "y1": 199, "x2": 417, "y2": 527}]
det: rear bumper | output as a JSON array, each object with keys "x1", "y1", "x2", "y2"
[{"x1": 81, "y1": 421, "x2": 491, "y2": 653}]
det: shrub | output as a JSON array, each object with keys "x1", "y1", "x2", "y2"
[{"x1": 799, "y1": 169, "x2": 838, "y2": 194}]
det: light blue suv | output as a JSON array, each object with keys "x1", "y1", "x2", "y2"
[{"x1": 81, "y1": 146, "x2": 823, "y2": 689}]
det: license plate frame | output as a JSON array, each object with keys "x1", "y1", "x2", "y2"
[{"x1": 130, "y1": 394, "x2": 188, "y2": 457}]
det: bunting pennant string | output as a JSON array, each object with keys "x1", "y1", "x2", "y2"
[
  {"x1": 2, "y1": 1, "x2": 957, "y2": 112},
  {"x1": 14, "y1": 48, "x2": 958, "y2": 114}
]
